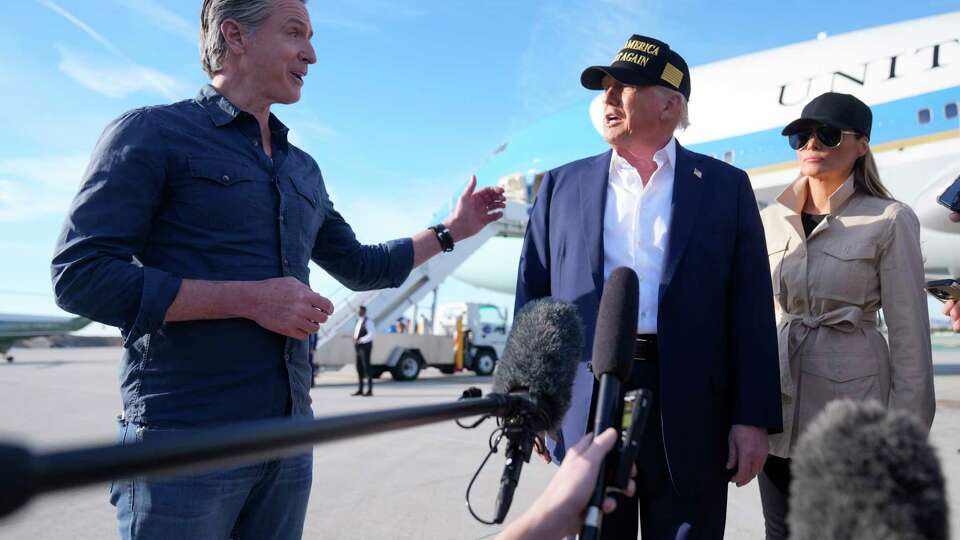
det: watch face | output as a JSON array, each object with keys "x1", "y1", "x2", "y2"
[{"x1": 432, "y1": 224, "x2": 453, "y2": 251}]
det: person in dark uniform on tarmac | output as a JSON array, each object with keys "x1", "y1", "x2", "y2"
[{"x1": 353, "y1": 305, "x2": 375, "y2": 396}]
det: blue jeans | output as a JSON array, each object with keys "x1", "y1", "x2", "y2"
[{"x1": 110, "y1": 420, "x2": 312, "y2": 540}]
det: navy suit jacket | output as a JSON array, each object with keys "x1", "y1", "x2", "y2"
[{"x1": 515, "y1": 142, "x2": 782, "y2": 494}]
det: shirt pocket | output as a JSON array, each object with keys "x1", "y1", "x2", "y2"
[
  {"x1": 796, "y1": 354, "x2": 887, "y2": 432},
  {"x1": 288, "y1": 174, "x2": 325, "y2": 249},
  {"x1": 812, "y1": 243, "x2": 877, "y2": 305},
  {"x1": 798, "y1": 353, "x2": 883, "y2": 426},
  {"x1": 171, "y1": 157, "x2": 274, "y2": 231}
]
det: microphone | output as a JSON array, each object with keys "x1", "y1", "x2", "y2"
[
  {"x1": 789, "y1": 399, "x2": 947, "y2": 540},
  {"x1": 489, "y1": 298, "x2": 583, "y2": 524},
  {"x1": 581, "y1": 266, "x2": 639, "y2": 540}
]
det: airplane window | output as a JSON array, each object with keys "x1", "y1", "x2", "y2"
[
  {"x1": 723, "y1": 150, "x2": 735, "y2": 164},
  {"x1": 918, "y1": 108, "x2": 932, "y2": 124},
  {"x1": 946, "y1": 103, "x2": 958, "y2": 120}
]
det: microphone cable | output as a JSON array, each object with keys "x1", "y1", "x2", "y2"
[
  {"x1": 457, "y1": 386, "x2": 504, "y2": 525},
  {"x1": 456, "y1": 387, "x2": 545, "y2": 525},
  {"x1": 464, "y1": 423, "x2": 507, "y2": 525}
]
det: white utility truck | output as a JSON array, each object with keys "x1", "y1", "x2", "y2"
[{"x1": 315, "y1": 302, "x2": 509, "y2": 381}]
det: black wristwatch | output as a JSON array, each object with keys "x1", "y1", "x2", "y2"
[{"x1": 429, "y1": 224, "x2": 455, "y2": 252}]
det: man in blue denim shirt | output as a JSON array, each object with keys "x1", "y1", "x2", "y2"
[{"x1": 50, "y1": 1, "x2": 505, "y2": 538}]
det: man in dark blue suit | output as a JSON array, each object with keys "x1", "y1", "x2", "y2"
[{"x1": 516, "y1": 35, "x2": 781, "y2": 539}]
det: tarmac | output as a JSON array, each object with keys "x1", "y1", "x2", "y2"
[{"x1": 1, "y1": 342, "x2": 959, "y2": 539}]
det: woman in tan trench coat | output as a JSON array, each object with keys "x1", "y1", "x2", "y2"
[{"x1": 757, "y1": 92, "x2": 935, "y2": 540}]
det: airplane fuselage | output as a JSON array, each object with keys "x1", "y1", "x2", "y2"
[{"x1": 448, "y1": 11, "x2": 960, "y2": 294}]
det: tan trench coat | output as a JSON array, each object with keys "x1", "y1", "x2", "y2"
[{"x1": 760, "y1": 175, "x2": 935, "y2": 457}]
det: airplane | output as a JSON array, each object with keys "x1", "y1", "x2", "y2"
[
  {"x1": 0, "y1": 314, "x2": 91, "y2": 362},
  {"x1": 443, "y1": 10, "x2": 960, "y2": 295}
]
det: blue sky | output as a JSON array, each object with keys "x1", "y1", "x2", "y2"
[{"x1": 1, "y1": 0, "x2": 958, "y2": 330}]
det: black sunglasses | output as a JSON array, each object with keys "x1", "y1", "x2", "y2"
[{"x1": 787, "y1": 126, "x2": 859, "y2": 150}]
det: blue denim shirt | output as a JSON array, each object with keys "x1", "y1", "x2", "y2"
[{"x1": 52, "y1": 86, "x2": 413, "y2": 428}]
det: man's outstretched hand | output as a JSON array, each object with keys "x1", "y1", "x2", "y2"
[{"x1": 444, "y1": 176, "x2": 506, "y2": 241}]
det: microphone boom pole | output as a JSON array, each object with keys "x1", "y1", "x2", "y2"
[{"x1": 0, "y1": 392, "x2": 528, "y2": 520}]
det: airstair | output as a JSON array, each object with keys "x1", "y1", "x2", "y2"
[{"x1": 312, "y1": 199, "x2": 529, "y2": 352}]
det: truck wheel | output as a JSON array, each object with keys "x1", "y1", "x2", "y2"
[
  {"x1": 391, "y1": 353, "x2": 421, "y2": 381},
  {"x1": 472, "y1": 351, "x2": 496, "y2": 376}
]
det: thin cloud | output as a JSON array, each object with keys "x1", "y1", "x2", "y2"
[
  {"x1": 287, "y1": 119, "x2": 337, "y2": 151},
  {"x1": 0, "y1": 154, "x2": 89, "y2": 223},
  {"x1": 38, "y1": 0, "x2": 124, "y2": 56},
  {"x1": 38, "y1": 0, "x2": 187, "y2": 100},
  {"x1": 56, "y1": 46, "x2": 184, "y2": 100},
  {"x1": 113, "y1": 0, "x2": 197, "y2": 44}
]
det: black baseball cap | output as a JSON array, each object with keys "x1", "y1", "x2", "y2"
[
  {"x1": 581, "y1": 35, "x2": 691, "y2": 100},
  {"x1": 781, "y1": 92, "x2": 873, "y2": 139}
]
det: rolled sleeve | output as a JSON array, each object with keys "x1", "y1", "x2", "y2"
[
  {"x1": 51, "y1": 109, "x2": 179, "y2": 345},
  {"x1": 130, "y1": 267, "x2": 183, "y2": 344},
  {"x1": 382, "y1": 238, "x2": 414, "y2": 287},
  {"x1": 879, "y1": 205, "x2": 935, "y2": 430}
]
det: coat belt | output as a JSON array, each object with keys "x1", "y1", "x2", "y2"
[{"x1": 778, "y1": 307, "x2": 879, "y2": 399}]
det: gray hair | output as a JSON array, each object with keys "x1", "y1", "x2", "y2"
[
  {"x1": 653, "y1": 86, "x2": 690, "y2": 131},
  {"x1": 199, "y1": 0, "x2": 307, "y2": 78}
]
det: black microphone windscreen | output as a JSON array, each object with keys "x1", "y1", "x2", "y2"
[
  {"x1": 591, "y1": 267, "x2": 638, "y2": 382},
  {"x1": 789, "y1": 399, "x2": 947, "y2": 540},
  {"x1": 492, "y1": 298, "x2": 583, "y2": 432}
]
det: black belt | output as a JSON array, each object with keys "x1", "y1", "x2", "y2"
[{"x1": 634, "y1": 334, "x2": 658, "y2": 361}]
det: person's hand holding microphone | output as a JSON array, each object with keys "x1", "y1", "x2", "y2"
[{"x1": 497, "y1": 428, "x2": 636, "y2": 540}]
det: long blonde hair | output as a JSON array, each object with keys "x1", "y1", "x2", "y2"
[{"x1": 853, "y1": 145, "x2": 893, "y2": 199}]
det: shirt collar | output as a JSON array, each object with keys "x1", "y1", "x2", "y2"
[
  {"x1": 776, "y1": 173, "x2": 857, "y2": 214},
  {"x1": 196, "y1": 84, "x2": 239, "y2": 127},
  {"x1": 609, "y1": 137, "x2": 677, "y2": 178},
  {"x1": 194, "y1": 84, "x2": 290, "y2": 137}
]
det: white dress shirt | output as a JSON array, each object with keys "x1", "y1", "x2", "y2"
[
  {"x1": 354, "y1": 317, "x2": 375, "y2": 344},
  {"x1": 603, "y1": 138, "x2": 676, "y2": 333}
]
